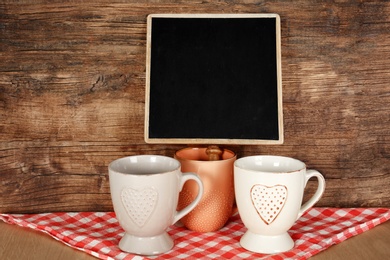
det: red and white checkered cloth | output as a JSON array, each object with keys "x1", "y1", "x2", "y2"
[{"x1": 1, "y1": 208, "x2": 389, "y2": 259}]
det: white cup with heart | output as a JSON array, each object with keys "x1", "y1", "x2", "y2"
[
  {"x1": 234, "y1": 155, "x2": 325, "y2": 254},
  {"x1": 109, "y1": 155, "x2": 204, "y2": 255}
]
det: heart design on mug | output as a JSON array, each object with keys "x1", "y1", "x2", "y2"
[
  {"x1": 250, "y1": 184, "x2": 287, "y2": 225},
  {"x1": 121, "y1": 187, "x2": 158, "y2": 228}
]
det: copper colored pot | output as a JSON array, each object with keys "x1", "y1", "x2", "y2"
[{"x1": 175, "y1": 147, "x2": 236, "y2": 232}]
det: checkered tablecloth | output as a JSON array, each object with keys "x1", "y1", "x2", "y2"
[{"x1": 1, "y1": 208, "x2": 389, "y2": 259}]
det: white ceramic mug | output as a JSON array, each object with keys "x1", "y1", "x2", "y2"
[
  {"x1": 234, "y1": 155, "x2": 325, "y2": 254},
  {"x1": 109, "y1": 155, "x2": 204, "y2": 255}
]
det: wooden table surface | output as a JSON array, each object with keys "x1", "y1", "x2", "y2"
[{"x1": 0, "y1": 220, "x2": 389, "y2": 259}]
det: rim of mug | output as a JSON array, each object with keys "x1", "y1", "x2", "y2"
[
  {"x1": 109, "y1": 155, "x2": 181, "y2": 175},
  {"x1": 234, "y1": 155, "x2": 306, "y2": 174},
  {"x1": 175, "y1": 147, "x2": 237, "y2": 162}
]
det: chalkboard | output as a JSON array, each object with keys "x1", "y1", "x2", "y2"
[{"x1": 145, "y1": 14, "x2": 283, "y2": 145}]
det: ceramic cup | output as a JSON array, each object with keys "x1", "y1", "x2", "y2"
[
  {"x1": 234, "y1": 155, "x2": 325, "y2": 254},
  {"x1": 109, "y1": 155, "x2": 204, "y2": 255},
  {"x1": 175, "y1": 147, "x2": 236, "y2": 232}
]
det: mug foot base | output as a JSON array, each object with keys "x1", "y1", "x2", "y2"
[
  {"x1": 240, "y1": 231, "x2": 294, "y2": 254},
  {"x1": 119, "y1": 232, "x2": 174, "y2": 255}
]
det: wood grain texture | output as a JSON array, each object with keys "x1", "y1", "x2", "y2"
[{"x1": 1, "y1": 1, "x2": 389, "y2": 213}]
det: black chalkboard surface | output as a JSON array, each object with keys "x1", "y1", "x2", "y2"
[{"x1": 145, "y1": 14, "x2": 283, "y2": 145}]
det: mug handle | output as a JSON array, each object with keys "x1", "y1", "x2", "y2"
[
  {"x1": 297, "y1": 169, "x2": 326, "y2": 220},
  {"x1": 173, "y1": 172, "x2": 204, "y2": 224}
]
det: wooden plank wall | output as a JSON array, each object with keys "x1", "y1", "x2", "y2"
[{"x1": 1, "y1": 1, "x2": 389, "y2": 213}]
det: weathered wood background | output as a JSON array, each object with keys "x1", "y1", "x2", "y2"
[{"x1": 1, "y1": 1, "x2": 389, "y2": 213}]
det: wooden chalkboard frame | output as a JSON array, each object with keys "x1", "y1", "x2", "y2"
[{"x1": 145, "y1": 13, "x2": 283, "y2": 145}]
